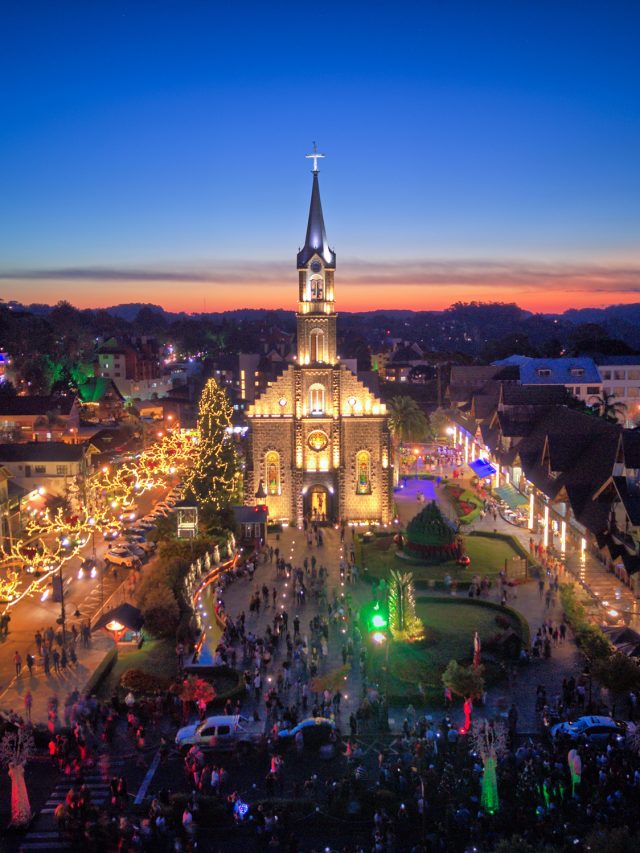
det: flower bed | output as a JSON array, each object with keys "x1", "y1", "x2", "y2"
[{"x1": 443, "y1": 484, "x2": 483, "y2": 524}]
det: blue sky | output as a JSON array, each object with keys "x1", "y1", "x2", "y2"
[{"x1": 0, "y1": 1, "x2": 639, "y2": 311}]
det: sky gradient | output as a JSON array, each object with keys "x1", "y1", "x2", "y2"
[{"x1": 1, "y1": 1, "x2": 639, "y2": 314}]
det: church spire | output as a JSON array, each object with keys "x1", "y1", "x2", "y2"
[{"x1": 297, "y1": 146, "x2": 336, "y2": 269}]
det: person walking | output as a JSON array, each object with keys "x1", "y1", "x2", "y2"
[
  {"x1": 14, "y1": 650, "x2": 22, "y2": 677},
  {"x1": 26, "y1": 652, "x2": 35, "y2": 676},
  {"x1": 52, "y1": 648, "x2": 61, "y2": 674},
  {"x1": 24, "y1": 690, "x2": 33, "y2": 722}
]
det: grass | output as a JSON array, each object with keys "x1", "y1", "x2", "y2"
[
  {"x1": 98, "y1": 636, "x2": 177, "y2": 698},
  {"x1": 384, "y1": 598, "x2": 523, "y2": 700},
  {"x1": 360, "y1": 533, "x2": 522, "y2": 586}
]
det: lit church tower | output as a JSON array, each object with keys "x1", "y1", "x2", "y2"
[
  {"x1": 245, "y1": 148, "x2": 392, "y2": 527},
  {"x1": 296, "y1": 144, "x2": 337, "y2": 367}
]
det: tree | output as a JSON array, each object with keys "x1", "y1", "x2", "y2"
[
  {"x1": 387, "y1": 569, "x2": 424, "y2": 641},
  {"x1": 441, "y1": 659, "x2": 485, "y2": 699},
  {"x1": 387, "y1": 395, "x2": 429, "y2": 445},
  {"x1": 138, "y1": 585, "x2": 180, "y2": 638},
  {"x1": 592, "y1": 652, "x2": 640, "y2": 693},
  {"x1": 0, "y1": 725, "x2": 35, "y2": 825},
  {"x1": 469, "y1": 719, "x2": 508, "y2": 814},
  {"x1": 588, "y1": 391, "x2": 627, "y2": 423},
  {"x1": 185, "y1": 378, "x2": 239, "y2": 510}
]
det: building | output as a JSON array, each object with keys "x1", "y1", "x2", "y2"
[
  {"x1": 0, "y1": 441, "x2": 89, "y2": 498},
  {"x1": 0, "y1": 395, "x2": 80, "y2": 443},
  {"x1": 595, "y1": 355, "x2": 640, "y2": 427},
  {"x1": 245, "y1": 160, "x2": 393, "y2": 525},
  {"x1": 96, "y1": 336, "x2": 174, "y2": 399},
  {"x1": 492, "y1": 356, "x2": 602, "y2": 404},
  {"x1": 77, "y1": 378, "x2": 125, "y2": 422}
]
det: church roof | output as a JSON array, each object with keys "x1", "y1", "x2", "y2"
[{"x1": 296, "y1": 171, "x2": 336, "y2": 268}]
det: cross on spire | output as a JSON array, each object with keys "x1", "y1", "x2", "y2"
[{"x1": 306, "y1": 142, "x2": 325, "y2": 173}]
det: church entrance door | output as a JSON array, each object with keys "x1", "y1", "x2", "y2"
[{"x1": 307, "y1": 485, "x2": 330, "y2": 523}]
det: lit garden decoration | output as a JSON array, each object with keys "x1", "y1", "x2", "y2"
[
  {"x1": 399, "y1": 500, "x2": 463, "y2": 563},
  {"x1": 387, "y1": 569, "x2": 424, "y2": 642}
]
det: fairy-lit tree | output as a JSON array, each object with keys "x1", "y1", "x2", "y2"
[
  {"x1": 185, "y1": 378, "x2": 239, "y2": 510},
  {"x1": 469, "y1": 718, "x2": 508, "y2": 814},
  {"x1": 0, "y1": 725, "x2": 35, "y2": 826},
  {"x1": 388, "y1": 569, "x2": 424, "y2": 641}
]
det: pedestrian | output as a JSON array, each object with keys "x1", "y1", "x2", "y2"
[
  {"x1": 43, "y1": 650, "x2": 50, "y2": 675},
  {"x1": 24, "y1": 690, "x2": 33, "y2": 722},
  {"x1": 14, "y1": 650, "x2": 22, "y2": 677},
  {"x1": 35, "y1": 630, "x2": 43, "y2": 654},
  {"x1": 26, "y1": 652, "x2": 35, "y2": 675},
  {"x1": 52, "y1": 648, "x2": 61, "y2": 674}
]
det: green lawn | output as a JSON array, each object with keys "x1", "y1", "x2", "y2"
[
  {"x1": 360, "y1": 533, "x2": 522, "y2": 586},
  {"x1": 98, "y1": 637, "x2": 177, "y2": 698},
  {"x1": 384, "y1": 598, "x2": 521, "y2": 699}
]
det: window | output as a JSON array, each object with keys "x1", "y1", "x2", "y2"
[
  {"x1": 355, "y1": 450, "x2": 371, "y2": 495},
  {"x1": 33, "y1": 465, "x2": 46, "y2": 475},
  {"x1": 627, "y1": 388, "x2": 639, "y2": 398},
  {"x1": 587, "y1": 386, "x2": 600, "y2": 395},
  {"x1": 265, "y1": 450, "x2": 280, "y2": 496},
  {"x1": 308, "y1": 384, "x2": 325, "y2": 415},
  {"x1": 601, "y1": 370, "x2": 611, "y2": 380},
  {"x1": 310, "y1": 276, "x2": 324, "y2": 300},
  {"x1": 536, "y1": 368, "x2": 551, "y2": 377},
  {"x1": 56, "y1": 465, "x2": 68, "y2": 476},
  {"x1": 310, "y1": 329, "x2": 325, "y2": 362},
  {"x1": 628, "y1": 370, "x2": 640, "y2": 381},
  {"x1": 216, "y1": 725, "x2": 231, "y2": 736},
  {"x1": 613, "y1": 370, "x2": 626, "y2": 381},
  {"x1": 570, "y1": 367, "x2": 585, "y2": 377}
]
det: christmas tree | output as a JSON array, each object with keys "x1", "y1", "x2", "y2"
[
  {"x1": 185, "y1": 378, "x2": 239, "y2": 510},
  {"x1": 388, "y1": 569, "x2": 424, "y2": 642}
]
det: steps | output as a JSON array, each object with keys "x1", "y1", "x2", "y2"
[{"x1": 20, "y1": 758, "x2": 124, "y2": 851}]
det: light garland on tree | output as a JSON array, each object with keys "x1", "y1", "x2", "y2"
[{"x1": 184, "y1": 379, "x2": 239, "y2": 510}]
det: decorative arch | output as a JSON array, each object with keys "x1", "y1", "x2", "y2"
[
  {"x1": 309, "y1": 328, "x2": 325, "y2": 363},
  {"x1": 355, "y1": 450, "x2": 372, "y2": 495},
  {"x1": 265, "y1": 450, "x2": 280, "y2": 495},
  {"x1": 308, "y1": 383, "x2": 326, "y2": 415}
]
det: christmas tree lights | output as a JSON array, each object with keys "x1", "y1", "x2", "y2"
[{"x1": 184, "y1": 379, "x2": 239, "y2": 510}]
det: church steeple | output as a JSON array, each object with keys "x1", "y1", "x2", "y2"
[
  {"x1": 296, "y1": 169, "x2": 336, "y2": 269},
  {"x1": 296, "y1": 146, "x2": 337, "y2": 366}
]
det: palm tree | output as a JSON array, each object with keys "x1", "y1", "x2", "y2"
[
  {"x1": 387, "y1": 396, "x2": 429, "y2": 481},
  {"x1": 589, "y1": 391, "x2": 627, "y2": 423}
]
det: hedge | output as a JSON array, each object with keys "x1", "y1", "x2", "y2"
[
  {"x1": 82, "y1": 646, "x2": 118, "y2": 696},
  {"x1": 559, "y1": 583, "x2": 611, "y2": 661}
]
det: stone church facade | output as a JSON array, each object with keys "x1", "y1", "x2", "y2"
[{"x1": 245, "y1": 163, "x2": 393, "y2": 526}]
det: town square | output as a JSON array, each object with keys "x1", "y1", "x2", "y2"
[{"x1": 1, "y1": 3, "x2": 640, "y2": 852}]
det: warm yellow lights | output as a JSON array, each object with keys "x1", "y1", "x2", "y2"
[
  {"x1": 543, "y1": 505, "x2": 549, "y2": 548},
  {"x1": 106, "y1": 620, "x2": 125, "y2": 632}
]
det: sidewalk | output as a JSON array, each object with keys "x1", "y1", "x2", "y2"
[{"x1": 0, "y1": 633, "x2": 115, "y2": 725}]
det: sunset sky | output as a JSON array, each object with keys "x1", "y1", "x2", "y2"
[{"x1": 1, "y1": 2, "x2": 639, "y2": 314}]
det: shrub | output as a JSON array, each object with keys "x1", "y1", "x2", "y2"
[
  {"x1": 120, "y1": 668, "x2": 172, "y2": 694},
  {"x1": 592, "y1": 653, "x2": 640, "y2": 693}
]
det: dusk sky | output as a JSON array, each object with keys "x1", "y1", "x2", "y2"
[{"x1": 1, "y1": 1, "x2": 639, "y2": 314}]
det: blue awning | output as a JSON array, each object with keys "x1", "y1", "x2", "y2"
[{"x1": 469, "y1": 458, "x2": 496, "y2": 479}]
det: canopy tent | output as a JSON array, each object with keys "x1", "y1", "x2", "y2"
[
  {"x1": 93, "y1": 602, "x2": 143, "y2": 634},
  {"x1": 495, "y1": 484, "x2": 528, "y2": 509},
  {"x1": 469, "y1": 458, "x2": 496, "y2": 479}
]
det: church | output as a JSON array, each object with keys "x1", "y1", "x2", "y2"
[{"x1": 245, "y1": 154, "x2": 393, "y2": 526}]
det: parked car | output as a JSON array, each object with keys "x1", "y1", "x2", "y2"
[
  {"x1": 277, "y1": 717, "x2": 337, "y2": 747},
  {"x1": 137, "y1": 519, "x2": 156, "y2": 529},
  {"x1": 103, "y1": 526, "x2": 120, "y2": 541},
  {"x1": 105, "y1": 547, "x2": 141, "y2": 569},
  {"x1": 126, "y1": 536, "x2": 156, "y2": 554},
  {"x1": 549, "y1": 715, "x2": 627, "y2": 745},
  {"x1": 175, "y1": 715, "x2": 261, "y2": 753}
]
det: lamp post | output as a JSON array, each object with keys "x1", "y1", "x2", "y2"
[{"x1": 57, "y1": 561, "x2": 67, "y2": 649}]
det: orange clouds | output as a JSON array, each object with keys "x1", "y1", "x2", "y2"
[{"x1": 2, "y1": 258, "x2": 640, "y2": 314}]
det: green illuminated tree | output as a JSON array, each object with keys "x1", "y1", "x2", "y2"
[
  {"x1": 388, "y1": 569, "x2": 424, "y2": 641},
  {"x1": 185, "y1": 378, "x2": 239, "y2": 510}
]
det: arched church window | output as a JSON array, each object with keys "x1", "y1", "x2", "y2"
[
  {"x1": 310, "y1": 329, "x2": 325, "y2": 363},
  {"x1": 309, "y1": 383, "x2": 326, "y2": 415},
  {"x1": 310, "y1": 276, "x2": 324, "y2": 301},
  {"x1": 355, "y1": 450, "x2": 371, "y2": 494},
  {"x1": 265, "y1": 450, "x2": 280, "y2": 495}
]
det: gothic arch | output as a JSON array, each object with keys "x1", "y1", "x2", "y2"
[
  {"x1": 309, "y1": 328, "x2": 325, "y2": 363},
  {"x1": 308, "y1": 383, "x2": 326, "y2": 415}
]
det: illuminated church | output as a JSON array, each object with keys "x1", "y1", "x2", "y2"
[{"x1": 246, "y1": 152, "x2": 393, "y2": 525}]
